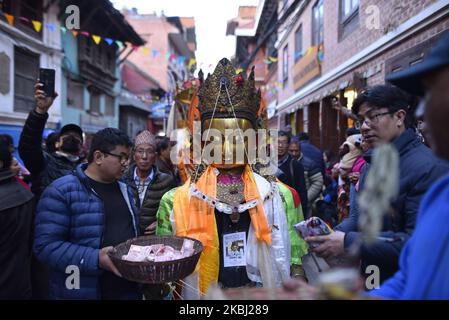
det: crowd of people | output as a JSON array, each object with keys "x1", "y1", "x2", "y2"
[
  {"x1": 279, "y1": 84, "x2": 448, "y2": 284},
  {"x1": 283, "y1": 31, "x2": 449, "y2": 299},
  {"x1": 1, "y1": 32, "x2": 449, "y2": 300},
  {"x1": 0, "y1": 91, "x2": 181, "y2": 299}
]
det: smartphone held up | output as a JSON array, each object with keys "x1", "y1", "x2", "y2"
[{"x1": 38, "y1": 68, "x2": 56, "y2": 98}]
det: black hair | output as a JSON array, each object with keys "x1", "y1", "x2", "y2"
[
  {"x1": 0, "y1": 138, "x2": 12, "y2": 169},
  {"x1": 290, "y1": 135, "x2": 300, "y2": 143},
  {"x1": 278, "y1": 130, "x2": 291, "y2": 144},
  {"x1": 289, "y1": 139, "x2": 301, "y2": 147},
  {"x1": 346, "y1": 127, "x2": 360, "y2": 137},
  {"x1": 156, "y1": 137, "x2": 170, "y2": 154},
  {"x1": 297, "y1": 132, "x2": 309, "y2": 141},
  {"x1": 45, "y1": 132, "x2": 59, "y2": 154},
  {"x1": 352, "y1": 84, "x2": 416, "y2": 129},
  {"x1": 87, "y1": 128, "x2": 132, "y2": 163},
  {"x1": 0, "y1": 134, "x2": 13, "y2": 148},
  {"x1": 323, "y1": 149, "x2": 336, "y2": 163}
]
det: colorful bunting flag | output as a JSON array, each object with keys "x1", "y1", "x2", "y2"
[
  {"x1": 115, "y1": 41, "x2": 124, "y2": 49},
  {"x1": 46, "y1": 23, "x2": 55, "y2": 32},
  {"x1": 32, "y1": 20, "x2": 42, "y2": 32},
  {"x1": 5, "y1": 13, "x2": 14, "y2": 26},
  {"x1": 188, "y1": 58, "x2": 196, "y2": 68},
  {"x1": 92, "y1": 35, "x2": 101, "y2": 45},
  {"x1": 317, "y1": 50, "x2": 324, "y2": 62},
  {"x1": 2, "y1": 10, "x2": 216, "y2": 63}
]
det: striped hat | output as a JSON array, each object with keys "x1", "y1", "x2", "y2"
[{"x1": 134, "y1": 130, "x2": 156, "y2": 147}]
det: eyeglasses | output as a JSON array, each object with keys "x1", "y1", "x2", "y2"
[
  {"x1": 135, "y1": 149, "x2": 156, "y2": 157},
  {"x1": 354, "y1": 111, "x2": 395, "y2": 129},
  {"x1": 103, "y1": 151, "x2": 129, "y2": 165}
]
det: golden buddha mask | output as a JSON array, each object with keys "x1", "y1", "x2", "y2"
[{"x1": 202, "y1": 118, "x2": 254, "y2": 169}]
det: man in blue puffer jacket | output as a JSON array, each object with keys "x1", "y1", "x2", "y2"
[
  {"x1": 369, "y1": 30, "x2": 449, "y2": 299},
  {"x1": 34, "y1": 128, "x2": 141, "y2": 300}
]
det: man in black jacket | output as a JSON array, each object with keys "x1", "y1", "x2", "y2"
[
  {"x1": 297, "y1": 132, "x2": 325, "y2": 174},
  {"x1": 19, "y1": 82, "x2": 84, "y2": 198},
  {"x1": 306, "y1": 85, "x2": 449, "y2": 282},
  {"x1": 289, "y1": 140, "x2": 324, "y2": 208},
  {"x1": 277, "y1": 131, "x2": 309, "y2": 217},
  {"x1": 0, "y1": 141, "x2": 34, "y2": 299},
  {"x1": 156, "y1": 137, "x2": 182, "y2": 186},
  {"x1": 122, "y1": 130, "x2": 177, "y2": 300},
  {"x1": 123, "y1": 130, "x2": 177, "y2": 236},
  {"x1": 19, "y1": 82, "x2": 84, "y2": 299}
]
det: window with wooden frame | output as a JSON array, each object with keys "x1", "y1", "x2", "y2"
[
  {"x1": 104, "y1": 94, "x2": 115, "y2": 117},
  {"x1": 78, "y1": 36, "x2": 116, "y2": 76},
  {"x1": 89, "y1": 89, "x2": 101, "y2": 114},
  {"x1": 282, "y1": 45, "x2": 289, "y2": 84},
  {"x1": 312, "y1": 0, "x2": 324, "y2": 46},
  {"x1": 339, "y1": 0, "x2": 359, "y2": 41},
  {"x1": 14, "y1": 46, "x2": 39, "y2": 113},
  {"x1": 294, "y1": 25, "x2": 303, "y2": 62},
  {"x1": 67, "y1": 80, "x2": 84, "y2": 110}
]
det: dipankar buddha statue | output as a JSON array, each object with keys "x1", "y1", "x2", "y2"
[{"x1": 156, "y1": 58, "x2": 307, "y2": 299}]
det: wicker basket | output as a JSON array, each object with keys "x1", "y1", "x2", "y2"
[{"x1": 108, "y1": 235, "x2": 203, "y2": 284}]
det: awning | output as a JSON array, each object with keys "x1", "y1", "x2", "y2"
[
  {"x1": 119, "y1": 95, "x2": 150, "y2": 113},
  {"x1": 59, "y1": 0, "x2": 144, "y2": 46}
]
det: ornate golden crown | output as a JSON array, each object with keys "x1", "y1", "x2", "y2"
[
  {"x1": 197, "y1": 58, "x2": 261, "y2": 127},
  {"x1": 175, "y1": 80, "x2": 198, "y2": 105}
]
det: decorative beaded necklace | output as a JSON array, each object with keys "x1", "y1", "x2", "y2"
[{"x1": 189, "y1": 181, "x2": 278, "y2": 224}]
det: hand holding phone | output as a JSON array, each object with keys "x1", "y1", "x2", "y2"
[
  {"x1": 39, "y1": 68, "x2": 55, "y2": 97},
  {"x1": 35, "y1": 68, "x2": 58, "y2": 114}
]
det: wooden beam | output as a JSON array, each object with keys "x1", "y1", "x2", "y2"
[{"x1": 80, "y1": 0, "x2": 102, "y2": 30}]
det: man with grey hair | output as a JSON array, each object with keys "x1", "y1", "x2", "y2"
[
  {"x1": 123, "y1": 130, "x2": 177, "y2": 236},
  {"x1": 123, "y1": 130, "x2": 177, "y2": 300}
]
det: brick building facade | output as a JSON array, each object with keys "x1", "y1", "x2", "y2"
[{"x1": 274, "y1": 0, "x2": 449, "y2": 154}]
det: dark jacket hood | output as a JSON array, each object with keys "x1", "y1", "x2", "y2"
[{"x1": 0, "y1": 169, "x2": 33, "y2": 211}]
